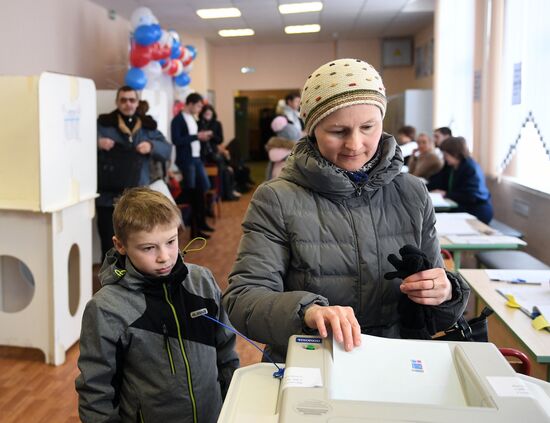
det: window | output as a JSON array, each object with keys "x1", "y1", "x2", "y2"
[{"x1": 498, "y1": 0, "x2": 550, "y2": 194}]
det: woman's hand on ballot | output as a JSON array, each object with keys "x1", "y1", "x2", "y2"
[{"x1": 304, "y1": 304, "x2": 362, "y2": 352}]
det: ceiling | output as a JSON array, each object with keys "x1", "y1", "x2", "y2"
[{"x1": 90, "y1": 0, "x2": 435, "y2": 45}]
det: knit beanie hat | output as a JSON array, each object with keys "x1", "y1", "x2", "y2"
[{"x1": 300, "y1": 58, "x2": 387, "y2": 136}]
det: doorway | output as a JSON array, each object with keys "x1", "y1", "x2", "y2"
[{"x1": 234, "y1": 89, "x2": 300, "y2": 161}]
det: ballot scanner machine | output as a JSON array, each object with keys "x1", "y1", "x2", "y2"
[{"x1": 218, "y1": 335, "x2": 550, "y2": 422}]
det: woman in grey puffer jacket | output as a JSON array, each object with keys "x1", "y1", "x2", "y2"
[{"x1": 223, "y1": 58, "x2": 470, "y2": 363}]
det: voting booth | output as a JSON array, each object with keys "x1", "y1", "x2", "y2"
[
  {"x1": 219, "y1": 335, "x2": 550, "y2": 422},
  {"x1": 0, "y1": 72, "x2": 96, "y2": 365}
]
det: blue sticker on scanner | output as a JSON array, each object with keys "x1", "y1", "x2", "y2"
[{"x1": 296, "y1": 337, "x2": 322, "y2": 343}]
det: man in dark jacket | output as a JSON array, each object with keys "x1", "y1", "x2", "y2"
[{"x1": 96, "y1": 86, "x2": 172, "y2": 260}]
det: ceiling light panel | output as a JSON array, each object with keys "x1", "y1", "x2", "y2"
[
  {"x1": 218, "y1": 28, "x2": 255, "y2": 37},
  {"x1": 279, "y1": 2, "x2": 323, "y2": 14},
  {"x1": 197, "y1": 7, "x2": 241, "y2": 19},
  {"x1": 284, "y1": 24, "x2": 321, "y2": 34}
]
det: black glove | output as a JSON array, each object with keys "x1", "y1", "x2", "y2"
[
  {"x1": 384, "y1": 244, "x2": 433, "y2": 340},
  {"x1": 384, "y1": 244, "x2": 432, "y2": 280}
]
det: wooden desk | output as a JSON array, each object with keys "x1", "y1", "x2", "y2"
[
  {"x1": 460, "y1": 269, "x2": 550, "y2": 380},
  {"x1": 438, "y1": 215, "x2": 524, "y2": 270}
]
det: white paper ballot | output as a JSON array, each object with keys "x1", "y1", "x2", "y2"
[
  {"x1": 330, "y1": 335, "x2": 467, "y2": 406},
  {"x1": 282, "y1": 367, "x2": 323, "y2": 390}
]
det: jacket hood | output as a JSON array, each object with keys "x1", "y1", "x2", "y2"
[
  {"x1": 279, "y1": 132, "x2": 403, "y2": 199},
  {"x1": 99, "y1": 248, "x2": 188, "y2": 291}
]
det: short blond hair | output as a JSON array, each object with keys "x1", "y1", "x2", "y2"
[{"x1": 113, "y1": 187, "x2": 182, "y2": 244}]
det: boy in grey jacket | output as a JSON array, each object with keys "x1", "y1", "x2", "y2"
[{"x1": 76, "y1": 187, "x2": 239, "y2": 423}]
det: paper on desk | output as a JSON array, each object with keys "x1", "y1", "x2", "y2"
[
  {"x1": 429, "y1": 192, "x2": 451, "y2": 207},
  {"x1": 446, "y1": 235, "x2": 526, "y2": 245},
  {"x1": 486, "y1": 269, "x2": 550, "y2": 283},
  {"x1": 282, "y1": 367, "x2": 323, "y2": 390},
  {"x1": 435, "y1": 214, "x2": 479, "y2": 236},
  {"x1": 330, "y1": 335, "x2": 466, "y2": 406}
]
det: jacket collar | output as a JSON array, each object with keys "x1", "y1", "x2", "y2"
[{"x1": 279, "y1": 133, "x2": 404, "y2": 200}]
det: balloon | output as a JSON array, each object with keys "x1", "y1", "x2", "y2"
[
  {"x1": 185, "y1": 45, "x2": 197, "y2": 60},
  {"x1": 130, "y1": 7, "x2": 158, "y2": 29},
  {"x1": 134, "y1": 24, "x2": 161, "y2": 46},
  {"x1": 129, "y1": 42, "x2": 152, "y2": 67},
  {"x1": 172, "y1": 60, "x2": 184, "y2": 77},
  {"x1": 163, "y1": 59, "x2": 180, "y2": 76},
  {"x1": 179, "y1": 46, "x2": 192, "y2": 61},
  {"x1": 151, "y1": 42, "x2": 171, "y2": 60},
  {"x1": 170, "y1": 42, "x2": 182, "y2": 59},
  {"x1": 125, "y1": 67, "x2": 147, "y2": 90},
  {"x1": 159, "y1": 30, "x2": 173, "y2": 49},
  {"x1": 181, "y1": 61, "x2": 193, "y2": 74},
  {"x1": 142, "y1": 61, "x2": 162, "y2": 80},
  {"x1": 174, "y1": 72, "x2": 191, "y2": 87},
  {"x1": 168, "y1": 30, "x2": 180, "y2": 44}
]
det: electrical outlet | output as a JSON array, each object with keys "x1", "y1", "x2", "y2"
[{"x1": 512, "y1": 199, "x2": 530, "y2": 217}]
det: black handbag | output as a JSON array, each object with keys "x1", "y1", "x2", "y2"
[
  {"x1": 97, "y1": 143, "x2": 145, "y2": 193},
  {"x1": 434, "y1": 307, "x2": 494, "y2": 342}
]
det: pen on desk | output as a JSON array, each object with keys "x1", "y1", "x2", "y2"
[{"x1": 490, "y1": 278, "x2": 542, "y2": 285}]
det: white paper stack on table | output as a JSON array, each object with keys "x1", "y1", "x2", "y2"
[{"x1": 435, "y1": 212, "x2": 480, "y2": 236}]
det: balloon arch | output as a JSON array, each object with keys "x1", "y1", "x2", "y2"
[{"x1": 124, "y1": 7, "x2": 196, "y2": 91}]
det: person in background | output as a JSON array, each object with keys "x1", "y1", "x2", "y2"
[
  {"x1": 96, "y1": 86, "x2": 172, "y2": 260},
  {"x1": 198, "y1": 104, "x2": 241, "y2": 201},
  {"x1": 433, "y1": 126, "x2": 452, "y2": 148},
  {"x1": 171, "y1": 93, "x2": 214, "y2": 239},
  {"x1": 270, "y1": 115, "x2": 301, "y2": 141},
  {"x1": 282, "y1": 92, "x2": 304, "y2": 137},
  {"x1": 223, "y1": 58, "x2": 469, "y2": 363},
  {"x1": 396, "y1": 125, "x2": 417, "y2": 165},
  {"x1": 76, "y1": 187, "x2": 239, "y2": 423},
  {"x1": 428, "y1": 136, "x2": 493, "y2": 224},
  {"x1": 407, "y1": 132, "x2": 444, "y2": 180}
]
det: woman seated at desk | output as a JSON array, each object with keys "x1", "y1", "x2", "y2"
[
  {"x1": 407, "y1": 132, "x2": 444, "y2": 180},
  {"x1": 427, "y1": 136, "x2": 493, "y2": 224}
]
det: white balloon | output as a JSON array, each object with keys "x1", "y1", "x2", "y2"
[
  {"x1": 182, "y1": 62, "x2": 193, "y2": 74},
  {"x1": 142, "y1": 61, "x2": 162, "y2": 79},
  {"x1": 130, "y1": 7, "x2": 158, "y2": 29},
  {"x1": 168, "y1": 30, "x2": 180, "y2": 44},
  {"x1": 159, "y1": 29, "x2": 173, "y2": 48}
]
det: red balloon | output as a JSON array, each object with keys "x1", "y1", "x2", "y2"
[
  {"x1": 182, "y1": 56, "x2": 193, "y2": 67},
  {"x1": 163, "y1": 59, "x2": 179, "y2": 76},
  {"x1": 130, "y1": 42, "x2": 152, "y2": 68},
  {"x1": 151, "y1": 42, "x2": 171, "y2": 60}
]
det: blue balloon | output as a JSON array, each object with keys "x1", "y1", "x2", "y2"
[
  {"x1": 170, "y1": 41, "x2": 182, "y2": 59},
  {"x1": 134, "y1": 24, "x2": 160, "y2": 46},
  {"x1": 159, "y1": 58, "x2": 168, "y2": 67},
  {"x1": 125, "y1": 67, "x2": 147, "y2": 90},
  {"x1": 185, "y1": 45, "x2": 197, "y2": 60},
  {"x1": 174, "y1": 72, "x2": 191, "y2": 87}
]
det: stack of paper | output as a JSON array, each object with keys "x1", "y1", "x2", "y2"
[
  {"x1": 446, "y1": 235, "x2": 527, "y2": 245},
  {"x1": 330, "y1": 335, "x2": 467, "y2": 406}
]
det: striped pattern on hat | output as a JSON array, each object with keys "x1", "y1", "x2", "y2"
[{"x1": 300, "y1": 58, "x2": 387, "y2": 136}]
